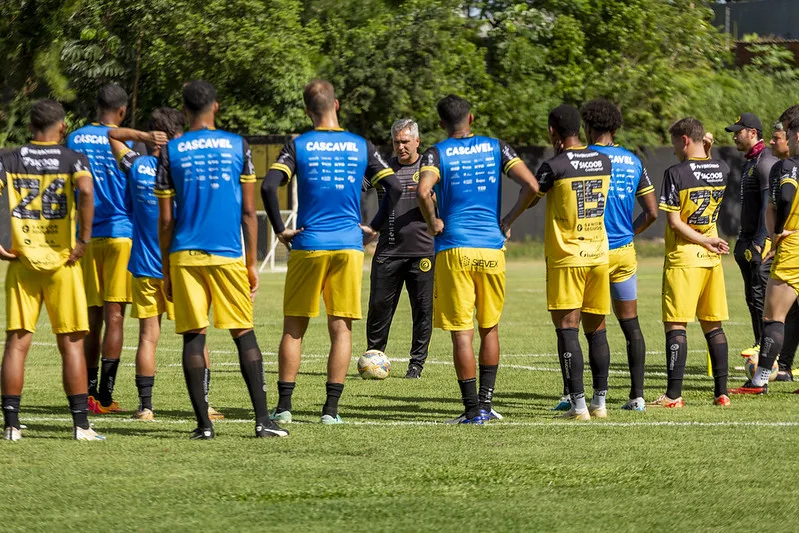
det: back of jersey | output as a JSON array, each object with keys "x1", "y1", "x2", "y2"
[
  {"x1": 591, "y1": 144, "x2": 653, "y2": 249},
  {"x1": 125, "y1": 154, "x2": 162, "y2": 278},
  {"x1": 292, "y1": 130, "x2": 369, "y2": 251},
  {"x1": 659, "y1": 158, "x2": 729, "y2": 268},
  {"x1": 536, "y1": 147, "x2": 611, "y2": 267},
  {"x1": 67, "y1": 123, "x2": 132, "y2": 238},
  {"x1": 432, "y1": 135, "x2": 505, "y2": 253},
  {"x1": 0, "y1": 144, "x2": 90, "y2": 271},
  {"x1": 156, "y1": 129, "x2": 254, "y2": 259}
]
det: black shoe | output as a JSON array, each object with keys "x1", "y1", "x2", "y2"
[
  {"x1": 255, "y1": 420, "x2": 289, "y2": 438},
  {"x1": 405, "y1": 364, "x2": 422, "y2": 379},
  {"x1": 189, "y1": 427, "x2": 214, "y2": 440},
  {"x1": 775, "y1": 370, "x2": 794, "y2": 382}
]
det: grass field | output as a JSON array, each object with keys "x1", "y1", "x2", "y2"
[{"x1": 2, "y1": 253, "x2": 799, "y2": 532}]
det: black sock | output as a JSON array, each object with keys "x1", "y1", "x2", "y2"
[
  {"x1": 98, "y1": 358, "x2": 120, "y2": 406},
  {"x1": 457, "y1": 378, "x2": 479, "y2": 419},
  {"x1": 586, "y1": 328, "x2": 610, "y2": 393},
  {"x1": 619, "y1": 316, "x2": 646, "y2": 399},
  {"x1": 705, "y1": 328, "x2": 728, "y2": 397},
  {"x1": 665, "y1": 330, "x2": 688, "y2": 399},
  {"x1": 182, "y1": 333, "x2": 211, "y2": 429},
  {"x1": 556, "y1": 328, "x2": 585, "y2": 400},
  {"x1": 135, "y1": 375, "x2": 155, "y2": 411},
  {"x1": 67, "y1": 394, "x2": 90, "y2": 429},
  {"x1": 2, "y1": 395, "x2": 21, "y2": 429},
  {"x1": 322, "y1": 382, "x2": 344, "y2": 418},
  {"x1": 234, "y1": 331, "x2": 270, "y2": 425},
  {"x1": 277, "y1": 381, "x2": 295, "y2": 413},
  {"x1": 758, "y1": 321, "x2": 785, "y2": 375},
  {"x1": 478, "y1": 364, "x2": 498, "y2": 412},
  {"x1": 87, "y1": 367, "x2": 99, "y2": 397}
]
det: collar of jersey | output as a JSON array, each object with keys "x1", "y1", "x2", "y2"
[
  {"x1": 592, "y1": 142, "x2": 617, "y2": 147},
  {"x1": 314, "y1": 127, "x2": 345, "y2": 132},
  {"x1": 30, "y1": 141, "x2": 58, "y2": 146},
  {"x1": 92, "y1": 122, "x2": 119, "y2": 128},
  {"x1": 565, "y1": 145, "x2": 587, "y2": 150},
  {"x1": 687, "y1": 156, "x2": 710, "y2": 161}
]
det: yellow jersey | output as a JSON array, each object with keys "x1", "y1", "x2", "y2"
[{"x1": 772, "y1": 158, "x2": 799, "y2": 270}]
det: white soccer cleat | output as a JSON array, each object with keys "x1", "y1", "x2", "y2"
[
  {"x1": 3, "y1": 427, "x2": 22, "y2": 441},
  {"x1": 74, "y1": 426, "x2": 106, "y2": 441}
]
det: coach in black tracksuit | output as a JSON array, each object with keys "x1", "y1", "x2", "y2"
[
  {"x1": 726, "y1": 113, "x2": 779, "y2": 355},
  {"x1": 363, "y1": 119, "x2": 434, "y2": 379}
]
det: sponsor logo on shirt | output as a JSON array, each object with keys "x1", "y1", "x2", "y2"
[
  {"x1": 305, "y1": 141, "x2": 359, "y2": 152},
  {"x1": 72, "y1": 134, "x2": 110, "y2": 145},
  {"x1": 177, "y1": 138, "x2": 234, "y2": 152},
  {"x1": 444, "y1": 143, "x2": 493, "y2": 157}
]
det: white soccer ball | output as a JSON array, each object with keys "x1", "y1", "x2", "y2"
[
  {"x1": 744, "y1": 354, "x2": 779, "y2": 382},
  {"x1": 357, "y1": 350, "x2": 391, "y2": 380}
]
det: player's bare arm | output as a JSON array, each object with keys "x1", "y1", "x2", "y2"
[
  {"x1": 416, "y1": 169, "x2": 442, "y2": 236},
  {"x1": 107, "y1": 128, "x2": 167, "y2": 159},
  {"x1": 633, "y1": 191, "x2": 658, "y2": 235},
  {"x1": 157, "y1": 197, "x2": 175, "y2": 301},
  {"x1": 501, "y1": 162, "x2": 539, "y2": 238},
  {"x1": 665, "y1": 211, "x2": 729, "y2": 254},
  {"x1": 68, "y1": 172, "x2": 95, "y2": 265},
  {"x1": 240, "y1": 181, "x2": 259, "y2": 301}
]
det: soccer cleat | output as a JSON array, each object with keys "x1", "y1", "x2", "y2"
[
  {"x1": 740, "y1": 344, "x2": 760, "y2": 358},
  {"x1": 775, "y1": 370, "x2": 794, "y2": 382},
  {"x1": 729, "y1": 380, "x2": 768, "y2": 395},
  {"x1": 555, "y1": 408, "x2": 590, "y2": 421},
  {"x1": 550, "y1": 396, "x2": 571, "y2": 411},
  {"x1": 588, "y1": 404, "x2": 608, "y2": 419},
  {"x1": 189, "y1": 427, "x2": 214, "y2": 440},
  {"x1": 74, "y1": 426, "x2": 106, "y2": 441},
  {"x1": 90, "y1": 400, "x2": 124, "y2": 414},
  {"x1": 208, "y1": 406, "x2": 225, "y2": 421},
  {"x1": 404, "y1": 365, "x2": 423, "y2": 379},
  {"x1": 255, "y1": 420, "x2": 289, "y2": 438},
  {"x1": 3, "y1": 427, "x2": 22, "y2": 441},
  {"x1": 320, "y1": 414, "x2": 343, "y2": 425},
  {"x1": 88, "y1": 395, "x2": 100, "y2": 413},
  {"x1": 269, "y1": 409, "x2": 293, "y2": 424},
  {"x1": 133, "y1": 408, "x2": 154, "y2": 421},
  {"x1": 621, "y1": 398, "x2": 646, "y2": 412},
  {"x1": 446, "y1": 412, "x2": 487, "y2": 424},
  {"x1": 480, "y1": 408, "x2": 504, "y2": 421},
  {"x1": 713, "y1": 394, "x2": 731, "y2": 407},
  {"x1": 647, "y1": 394, "x2": 685, "y2": 408}
]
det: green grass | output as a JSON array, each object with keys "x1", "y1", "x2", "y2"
[{"x1": 1, "y1": 255, "x2": 799, "y2": 532}]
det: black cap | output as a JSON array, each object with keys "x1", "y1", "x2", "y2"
[{"x1": 725, "y1": 112, "x2": 762, "y2": 133}]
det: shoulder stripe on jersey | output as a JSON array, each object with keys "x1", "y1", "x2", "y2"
[
  {"x1": 74, "y1": 170, "x2": 92, "y2": 180},
  {"x1": 114, "y1": 146, "x2": 132, "y2": 163},
  {"x1": 370, "y1": 168, "x2": 394, "y2": 186},
  {"x1": 240, "y1": 174, "x2": 256, "y2": 183},
  {"x1": 154, "y1": 189, "x2": 176, "y2": 198},
  {"x1": 270, "y1": 163, "x2": 292, "y2": 178},
  {"x1": 535, "y1": 191, "x2": 545, "y2": 199},
  {"x1": 781, "y1": 177, "x2": 798, "y2": 188},
  {"x1": 420, "y1": 165, "x2": 440, "y2": 177},
  {"x1": 636, "y1": 185, "x2": 655, "y2": 197},
  {"x1": 6, "y1": 172, "x2": 71, "y2": 180},
  {"x1": 658, "y1": 202, "x2": 680, "y2": 213},
  {"x1": 504, "y1": 157, "x2": 522, "y2": 174}
]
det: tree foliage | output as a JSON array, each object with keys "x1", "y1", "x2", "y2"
[{"x1": 1, "y1": 0, "x2": 797, "y2": 147}]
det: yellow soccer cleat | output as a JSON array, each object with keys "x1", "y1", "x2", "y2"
[
  {"x1": 133, "y1": 408, "x2": 154, "y2": 421},
  {"x1": 588, "y1": 405, "x2": 608, "y2": 419},
  {"x1": 555, "y1": 408, "x2": 590, "y2": 421},
  {"x1": 740, "y1": 344, "x2": 759, "y2": 358},
  {"x1": 208, "y1": 406, "x2": 225, "y2": 421}
]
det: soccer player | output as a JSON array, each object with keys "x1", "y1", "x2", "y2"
[
  {"x1": 725, "y1": 113, "x2": 779, "y2": 359},
  {"x1": 730, "y1": 113, "x2": 799, "y2": 395},
  {"x1": 261, "y1": 79, "x2": 402, "y2": 424},
  {"x1": 581, "y1": 99, "x2": 658, "y2": 412},
  {"x1": 0, "y1": 99, "x2": 104, "y2": 440},
  {"x1": 156, "y1": 80, "x2": 286, "y2": 439},
  {"x1": 363, "y1": 118, "x2": 434, "y2": 379},
  {"x1": 417, "y1": 95, "x2": 538, "y2": 424},
  {"x1": 67, "y1": 83, "x2": 133, "y2": 414},
  {"x1": 529, "y1": 104, "x2": 612, "y2": 421},
  {"x1": 653, "y1": 117, "x2": 731, "y2": 407}
]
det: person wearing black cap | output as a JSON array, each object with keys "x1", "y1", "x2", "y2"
[{"x1": 726, "y1": 113, "x2": 779, "y2": 359}]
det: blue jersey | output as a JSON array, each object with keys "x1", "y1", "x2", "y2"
[
  {"x1": 590, "y1": 144, "x2": 654, "y2": 250},
  {"x1": 269, "y1": 129, "x2": 393, "y2": 251},
  {"x1": 67, "y1": 123, "x2": 133, "y2": 238},
  {"x1": 118, "y1": 150, "x2": 163, "y2": 278},
  {"x1": 418, "y1": 135, "x2": 522, "y2": 253},
  {"x1": 154, "y1": 129, "x2": 255, "y2": 260}
]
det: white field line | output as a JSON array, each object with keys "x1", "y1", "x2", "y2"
[{"x1": 16, "y1": 416, "x2": 799, "y2": 428}]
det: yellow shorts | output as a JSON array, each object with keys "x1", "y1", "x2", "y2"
[
  {"x1": 608, "y1": 243, "x2": 637, "y2": 284},
  {"x1": 132, "y1": 276, "x2": 174, "y2": 320},
  {"x1": 546, "y1": 263, "x2": 611, "y2": 315},
  {"x1": 662, "y1": 264, "x2": 728, "y2": 322},
  {"x1": 170, "y1": 260, "x2": 253, "y2": 333},
  {"x1": 433, "y1": 247, "x2": 505, "y2": 331},
  {"x1": 6, "y1": 261, "x2": 89, "y2": 334},
  {"x1": 284, "y1": 249, "x2": 364, "y2": 318},
  {"x1": 770, "y1": 268, "x2": 799, "y2": 295},
  {"x1": 82, "y1": 237, "x2": 132, "y2": 306}
]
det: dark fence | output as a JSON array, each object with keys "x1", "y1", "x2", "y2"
[{"x1": 712, "y1": 0, "x2": 799, "y2": 40}]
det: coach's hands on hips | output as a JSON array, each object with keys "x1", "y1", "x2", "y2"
[
  {"x1": 359, "y1": 224, "x2": 378, "y2": 245},
  {"x1": 66, "y1": 242, "x2": 85, "y2": 266},
  {"x1": 247, "y1": 265, "x2": 259, "y2": 302},
  {"x1": 0, "y1": 244, "x2": 18, "y2": 261},
  {"x1": 277, "y1": 227, "x2": 303, "y2": 250},
  {"x1": 427, "y1": 218, "x2": 444, "y2": 237},
  {"x1": 702, "y1": 236, "x2": 729, "y2": 255}
]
